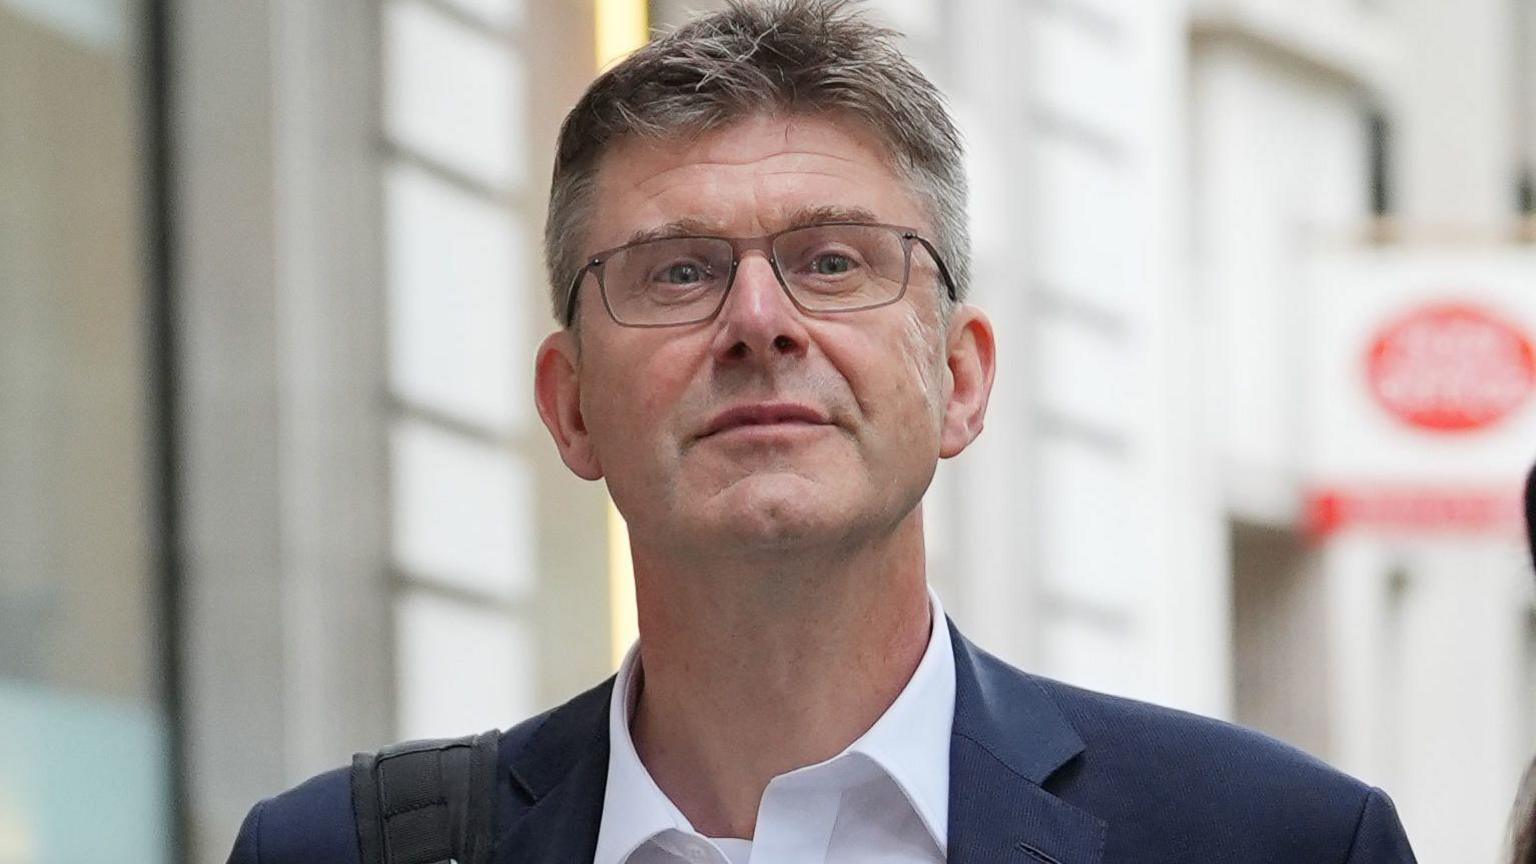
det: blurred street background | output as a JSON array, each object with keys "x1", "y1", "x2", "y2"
[{"x1": 4, "y1": 0, "x2": 1536, "y2": 861}]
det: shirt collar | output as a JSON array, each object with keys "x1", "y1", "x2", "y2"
[
  {"x1": 592, "y1": 586, "x2": 955, "y2": 864},
  {"x1": 592, "y1": 637, "x2": 694, "y2": 864},
  {"x1": 845, "y1": 586, "x2": 954, "y2": 850}
]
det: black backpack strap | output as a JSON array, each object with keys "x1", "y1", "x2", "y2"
[{"x1": 351, "y1": 729, "x2": 500, "y2": 864}]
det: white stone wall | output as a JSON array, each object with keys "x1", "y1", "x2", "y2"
[{"x1": 925, "y1": 0, "x2": 1228, "y2": 719}]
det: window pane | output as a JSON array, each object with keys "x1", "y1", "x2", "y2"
[
  {"x1": 0, "y1": 6, "x2": 170, "y2": 862},
  {"x1": 1031, "y1": 134, "x2": 1133, "y2": 306},
  {"x1": 0, "y1": 683, "x2": 172, "y2": 861},
  {"x1": 385, "y1": 161, "x2": 528, "y2": 432},
  {"x1": 442, "y1": 0, "x2": 523, "y2": 30},
  {"x1": 384, "y1": 0, "x2": 524, "y2": 188},
  {"x1": 1035, "y1": 434, "x2": 1135, "y2": 610},
  {"x1": 390, "y1": 419, "x2": 536, "y2": 598},
  {"x1": 1030, "y1": 10, "x2": 1131, "y2": 143},
  {"x1": 395, "y1": 590, "x2": 537, "y2": 738},
  {"x1": 1040, "y1": 612, "x2": 1137, "y2": 698},
  {"x1": 1036, "y1": 318, "x2": 1130, "y2": 433}
]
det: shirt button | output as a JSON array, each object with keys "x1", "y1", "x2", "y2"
[{"x1": 685, "y1": 845, "x2": 707, "y2": 862}]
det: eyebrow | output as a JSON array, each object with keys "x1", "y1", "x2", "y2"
[{"x1": 621, "y1": 205, "x2": 884, "y2": 247}]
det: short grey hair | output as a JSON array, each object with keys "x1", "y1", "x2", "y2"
[{"x1": 544, "y1": 0, "x2": 970, "y2": 326}]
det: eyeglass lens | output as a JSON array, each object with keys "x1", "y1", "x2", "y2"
[{"x1": 598, "y1": 224, "x2": 916, "y2": 326}]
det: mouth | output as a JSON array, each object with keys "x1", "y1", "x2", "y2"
[{"x1": 699, "y1": 402, "x2": 833, "y2": 439}]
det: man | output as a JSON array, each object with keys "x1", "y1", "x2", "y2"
[
  {"x1": 1513, "y1": 462, "x2": 1536, "y2": 864},
  {"x1": 228, "y1": 2, "x2": 1416, "y2": 862}
]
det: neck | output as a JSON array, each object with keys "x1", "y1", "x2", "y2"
[{"x1": 626, "y1": 510, "x2": 932, "y2": 840}]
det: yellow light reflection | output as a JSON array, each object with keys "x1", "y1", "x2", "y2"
[
  {"x1": 0, "y1": 789, "x2": 34, "y2": 862},
  {"x1": 595, "y1": 0, "x2": 649, "y2": 71},
  {"x1": 607, "y1": 500, "x2": 638, "y2": 669},
  {"x1": 596, "y1": 0, "x2": 648, "y2": 671}
]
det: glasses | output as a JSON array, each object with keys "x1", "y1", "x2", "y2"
[{"x1": 563, "y1": 222, "x2": 957, "y2": 328}]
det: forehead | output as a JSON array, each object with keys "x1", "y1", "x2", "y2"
[{"x1": 586, "y1": 113, "x2": 926, "y2": 246}]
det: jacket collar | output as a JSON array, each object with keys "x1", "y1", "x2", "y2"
[
  {"x1": 492, "y1": 617, "x2": 1105, "y2": 864},
  {"x1": 945, "y1": 619, "x2": 1106, "y2": 864},
  {"x1": 493, "y1": 677, "x2": 611, "y2": 862}
]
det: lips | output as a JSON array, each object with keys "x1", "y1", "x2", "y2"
[{"x1": 699, "y1": 402, "x2": 832, "y2": 438}]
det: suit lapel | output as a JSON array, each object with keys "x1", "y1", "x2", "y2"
[
  {"x1": 946, "y1": 621, "x2": 1107, "y2": 864},
  {"x1": 491, "y1": 679, "x2": 612, "y2": 864},
  {"x1": 493, "y1": 752, "x2": 607, "y2": 863}
]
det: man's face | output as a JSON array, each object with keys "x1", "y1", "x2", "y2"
[{"x1": 536, "y1": 113, "x2": 993, "y2": 558}]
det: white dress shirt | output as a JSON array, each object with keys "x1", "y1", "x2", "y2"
[{"x1": 592, "y1": 587, "x2": 955, "y2": 864}]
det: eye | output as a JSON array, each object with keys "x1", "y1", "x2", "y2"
[
  {"x1": 808, "y1": 252, "x2": 857, "y2": 276},
  {"x1": 655, "y1": 261, "x2": 710, "y2": 285}
]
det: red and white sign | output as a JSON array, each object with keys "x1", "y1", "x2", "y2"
[
  {"x1": 1304, "y1": 251, "x2": 1536, "y2": 536},
  {"x1": 1303, "y1": 487, "x2": 1524, "y2": 539},
  {"x1": 1364, "y1": 303, "x2": 1536, "y2": 433}
]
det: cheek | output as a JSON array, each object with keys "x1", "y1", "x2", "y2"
[
  {"x1": 896, "y1": 308, "x2": 948, "y2": 428},
  {"x1": 582, "y1": 341, "x2": 699, "y2": 456},
  {"x1": 832, "y1": 313, "x2": 945, "y2": 455}
]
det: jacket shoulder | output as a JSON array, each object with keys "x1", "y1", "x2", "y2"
[
  {"x1": 1027, "y1": 675, "x2": 1410, "y2": 862},
  {"x1": 226, "y1": 704, "x2": 567, "y2": 864},
  {"x1": 227, "y1": 767, "x2": 356, "y2": 864},
  {"x1": 1040, "y1": 675, "x2": 1356, "y2": 784}
]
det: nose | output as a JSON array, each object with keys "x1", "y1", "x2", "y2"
[{"x1": 709, "y1": 251, "x2": 809, "y2": 364}]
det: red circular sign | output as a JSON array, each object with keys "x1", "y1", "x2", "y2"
[{"x1": 1366, "y1": 303, "x2": 1536, "y2": 433}]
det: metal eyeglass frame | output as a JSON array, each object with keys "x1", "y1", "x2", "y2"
[{"x1": 561, "y1": 221, "x2": 959, "y2": 328}]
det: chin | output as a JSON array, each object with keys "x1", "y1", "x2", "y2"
[{"x1": 703, "y1": 473, "x2": 851, "y2": 550}]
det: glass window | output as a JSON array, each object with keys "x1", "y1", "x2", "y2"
[
  {"x1": 382, "y1": 0, "x2": 555, "y2": 746},
  {"x1": 385, "y1": 162, "x2": 529, "y2": 432},
  {"x1": 395, "y1": 589, "x2": 537, "y2": 738},
  {"x1": 1035, "y1": 434, "x2": 1135, "y2": 609},
  {"x1": 1029, "y1": 10, "x2": 1130, "y2": 143},
  {"x1": 442, "y1": 0, "x2": 524, "y2": 31},
  {"x1": 1039, "y1": 612, "x2": 1136, "y2": 697},
  {"x1": 0, "y1": 4, "x2": 171, "y2": 861},
  {"x1": 384, "y1": 0, "x2": 525, "y2": 188},
  {"x1": 390, "y1": 418, "x2": 537, "y2": 599},
  {"x1": 1036, "y1": 319, "x2": 1130, "y2": 433},
  {"x1": 1030, "y1": 134, "x2": 1133, "y2": 307}
]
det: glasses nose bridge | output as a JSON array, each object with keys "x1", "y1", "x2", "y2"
[
  {"x1": 726, "y1": 234, "x2": 779, "y2": 272},
  {"x1": 720, "y1": 233, "x2": 792, "y2": 296},
  {"x1": 715, "y1": 234, "x2": 801, "y2": 322}
]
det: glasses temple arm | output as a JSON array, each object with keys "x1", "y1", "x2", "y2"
[{"x1": 913, "y1": 237, "x2": 958, "y2": 301}]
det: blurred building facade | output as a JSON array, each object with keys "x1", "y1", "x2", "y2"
[
  {"x1": 3, "y1": 0, "x2": 1536, "y2": 862},
  {"x1": 1, "y1": 0, "x2": 174, "y2": 861}
]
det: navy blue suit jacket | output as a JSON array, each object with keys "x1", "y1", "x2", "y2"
[{"x1": 229, "y1": 620, "x2": 1416, "y2": 863}]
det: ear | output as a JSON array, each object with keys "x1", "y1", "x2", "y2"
[
  {"x1": 535, "y1": 330, "x2": 604, "y2": 480},
  {"x1": 938, "y1": 305, "x2": 997, "y2": 459}
]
